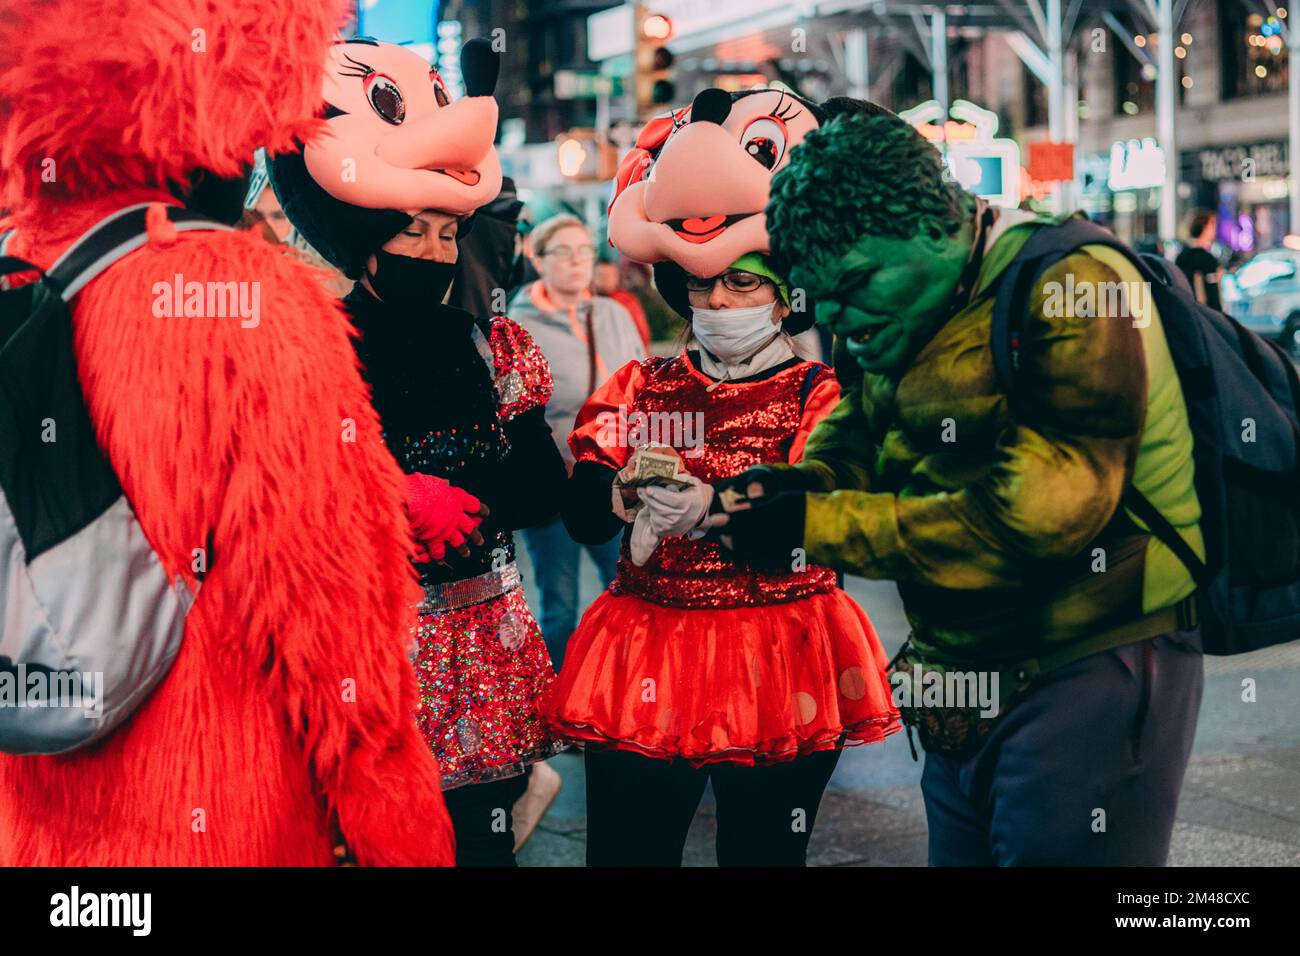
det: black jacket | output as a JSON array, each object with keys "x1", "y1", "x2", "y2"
[{"x1": 346, "y1": 284, "x2": 566, "y2": 583}]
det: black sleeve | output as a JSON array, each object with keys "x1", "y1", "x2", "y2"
[
  {"x1": 562, "y1": 460, "x2": 625, "y2": 545},
  {"x1": 473, "y1": 406, "x2": 568, "y2": 530}
]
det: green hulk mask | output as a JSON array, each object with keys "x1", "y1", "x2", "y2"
[{"x1": 768, "y1": 113, "x2": 976, "y2": 377}]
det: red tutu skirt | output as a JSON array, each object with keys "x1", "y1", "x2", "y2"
[{"x1": 542, "y1": 589, "x2": 901, "y2": 765}]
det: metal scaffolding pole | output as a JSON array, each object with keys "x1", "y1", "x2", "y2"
[
  {"x1": 931, "y1": 9, "x2": 948, "y2": 119},
  {"x1": 1046, "y1": 0, "x2": 1064, "y2": 143},
  {"x1": 1290, "y1": 24, "x2": 1300, "y2": 235},
  {"x1": 1046, "y1": 0, "x2": 1066, "y2": 213},
  {"x1": 1156, "y1": 0, "x2": 1177, "y2": 249},
  {"x1": 845, "y1": 27, "x2": 870, "y2": 101},
  {"x1": 1062, "y1": 47, "x2": 1079, "y2": 211}
]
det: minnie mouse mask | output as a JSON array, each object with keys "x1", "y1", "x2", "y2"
[
  {"x1": 269, "y1": 37, "x2": 503, "y2": 277},
  {"x1": 608, "y1": 88, "x2": 890, "y2": 280}
]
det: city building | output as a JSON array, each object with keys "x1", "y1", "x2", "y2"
[{"x1": 578, "y1": 1, "x2": 1287, "y2": 254}]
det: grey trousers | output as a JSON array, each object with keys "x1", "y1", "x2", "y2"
[{"x1": 921, "y1": 627, "x2": 1204, "y2": 866}]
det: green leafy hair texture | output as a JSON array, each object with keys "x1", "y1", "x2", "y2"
[{"x1": 767, "y1": 112, "x2": 969, "y2": 276}]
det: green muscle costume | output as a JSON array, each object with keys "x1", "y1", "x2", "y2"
[{"x1": 730, "y1": 113, "x2": 1202, "y2": 677}]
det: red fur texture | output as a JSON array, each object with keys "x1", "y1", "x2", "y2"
[
  {"x1": 0, "y1": 0, "x2": 341, "y2": 210},
  {"x1": 0, "y1": 200, "x2": 454, "y2": 865},
  {"x1": 0, "y1": 0, "x2": 454, "y2": 865}
]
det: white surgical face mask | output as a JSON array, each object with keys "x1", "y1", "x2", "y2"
[{"x1": 690, "y1": 302, "x2": 781, "y2": 365}]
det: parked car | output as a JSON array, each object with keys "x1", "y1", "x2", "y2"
[{"x1": 1222, "y1": 249, "x2": 1300, "y2": 359}]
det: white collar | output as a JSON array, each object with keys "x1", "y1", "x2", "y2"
[{"x1": 696, "y1": 331, "x2": 796, "y2": 384}]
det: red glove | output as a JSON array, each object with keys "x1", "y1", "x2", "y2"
[{"x1": 404, "y1": 473, "x2": 485, "y2": 563}]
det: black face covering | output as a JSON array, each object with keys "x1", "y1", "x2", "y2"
[
  {"x1": 182, "y1": 166, "x2": 254, "y2": 225},
  {"x1": 366, "y1": 250, "x2": 458, "y2": 312}
]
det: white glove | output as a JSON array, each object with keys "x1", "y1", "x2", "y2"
[
  {"x1": 637, "y1": 474, "x2": 715, "y2": 538},
  {"x1": 629, "y1": 508, "x2": 661, "y2": 566}
]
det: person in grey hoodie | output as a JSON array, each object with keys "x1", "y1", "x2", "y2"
[{"x1": 509, "y1": 213, "x2": 647, "y2": 668}]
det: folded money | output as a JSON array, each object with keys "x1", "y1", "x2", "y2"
[{"x1": 615, "y1": 445, "x2": 691, "y2": 492}]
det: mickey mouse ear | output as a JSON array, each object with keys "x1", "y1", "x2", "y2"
[{"x1": 461, "y1": 37, "x2": 499, "y2": 97}]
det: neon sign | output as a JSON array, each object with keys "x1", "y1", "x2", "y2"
[{"x1": 900, "y1": 99, "x2": 1022, "y2": 207}]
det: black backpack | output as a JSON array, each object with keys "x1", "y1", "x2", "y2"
[
  {"x1": 0, "y1": 204, "x2": 229, "y2": 753},
  {"x1": 991, "y1": 216, "x2": 1300, "y2": 655}
]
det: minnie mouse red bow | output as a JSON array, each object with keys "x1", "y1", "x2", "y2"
[{"x1": 607, "y1": 106, "x2": 689, "y2": 219}]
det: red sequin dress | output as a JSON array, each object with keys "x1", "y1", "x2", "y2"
[{"x1": 543, "y1": 353, "x2": 901, "y2": 765}]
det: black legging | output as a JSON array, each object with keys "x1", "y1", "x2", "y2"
[
  {"x1": 584, "y1": 748, "x2": 842, "y2": 867},
  {"x1": 442, "y1": 773, "x2": 529, "y2": 867}
]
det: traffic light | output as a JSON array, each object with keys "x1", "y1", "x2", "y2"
[{"x1": 634, "y1": 6, "x2": 675, "y2": 118}]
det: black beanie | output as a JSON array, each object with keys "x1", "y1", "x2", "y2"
[
  {"x1": 181, "y1": 166, "x2": 256, "y2": 226},
  {"x1": 266, "y1": 148, "x2": 413, "y2": 278}
]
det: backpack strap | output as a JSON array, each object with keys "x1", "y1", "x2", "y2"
[
  {"x1": 989, "y1": 216, "x2": 1125, "y2": 396},
  {"x1": 1139, "y1": 250, "x2": 1194, "y2": 296},
  {"x1": 1122, "y1": 485, "x2": 1210, "y2": 586},
  {"x1": 43, "y1": 203, "x2": 233, "y2": 301},
  {"x1": 0, "y1": 232, "x2": 37, "y2": 342},
  {"x1": 0, "y1": 231, "x2": 37, "y2": 290},
  {"x1": 797, "y1": 361, "x2": 826, "y2": 413}
]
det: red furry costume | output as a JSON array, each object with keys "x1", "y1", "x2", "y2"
[{"x1": 0, "y1": 0, "x2": 454, "y2": 865}]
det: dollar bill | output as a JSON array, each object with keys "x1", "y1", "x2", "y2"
[
  {"x1": 617, "y1": 446, "x2": 690, "y2": 491},
  {"x1": 633, "y1": 447, "x2": 682, "y2": 484}
]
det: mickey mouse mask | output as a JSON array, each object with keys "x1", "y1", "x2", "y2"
[{"x1": 609, "y1": 89, "x2": 895, "y2": 282}]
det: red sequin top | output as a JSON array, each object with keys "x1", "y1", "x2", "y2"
[
  {"x1": 489, "y1": 315, "x2": 554, "y2": 422},
  {"x1": 569, "y1": 353, "x2": 842, "y2": 609}
]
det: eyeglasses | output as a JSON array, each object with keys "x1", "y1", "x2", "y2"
[
  {"x1": 540, "y1": 244, "x2": 597, "y2": 261},
  {"x1": 685, "y1": 271, "x2": 769, "y2": 294}
]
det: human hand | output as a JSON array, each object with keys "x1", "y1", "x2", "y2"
[
  {"x1": 629, "y1": 508, "x2": 661, "y2": 566},
  {"x1": 711, "y1": 465, "x2": 821, "y2": 512},
  {"x1": 636, "y1": 474, "x2": 714, "y2": 538},
  {"x1": 710, "y1": 491, "x2": 807, "y2": 569},
  {"x1": 404, "y1": 472, "x2": 490, "y2": 563}
]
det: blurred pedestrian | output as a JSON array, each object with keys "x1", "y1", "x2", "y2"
[
  {"x1": 450, "y1": 175, "x2": 526, "y2": 316},
  {"x1": 509, "y1": 213, "x2": 647, "y2": 669},
  {"x1": 595, "y1": 256, "x2": 651, "y2": 349},
  {"x1": 237, "y1": 150, "x2": 294, "y2": 244},
  {"x1": 1175, "y1": 209, "x2": 1222, "y2": 310}
]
